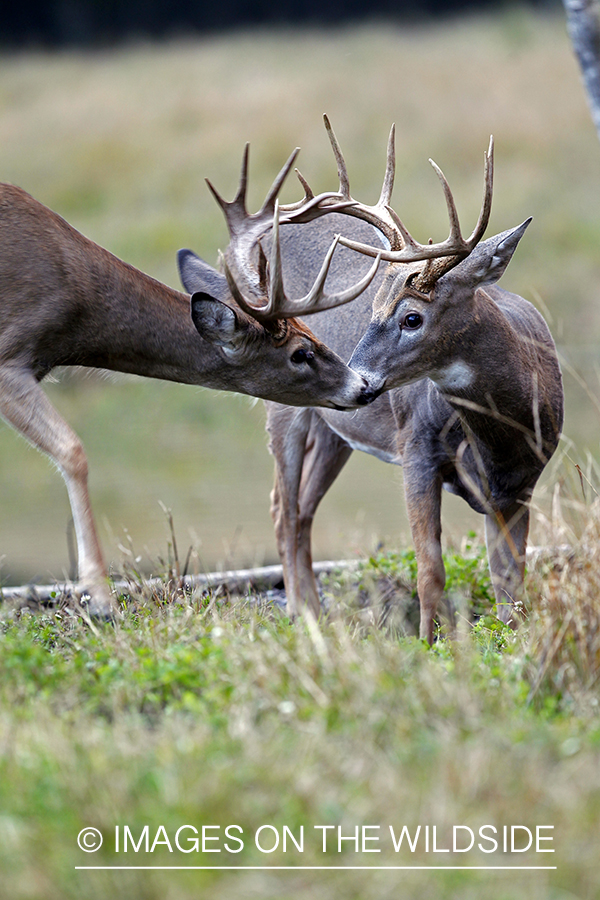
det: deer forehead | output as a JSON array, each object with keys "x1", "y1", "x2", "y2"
[
  {"x1": 371, "y1": 265, "x2": 432, "y2": 322},
  {"x1": 372, "y1": 287, "x2": 429, "y2": 323},
  {"x1": 287, "y1": 318, "x2": 319, "y2": 344},
  {"x1": 263, "y1": 316, "x2": 315, "y2": 347}
]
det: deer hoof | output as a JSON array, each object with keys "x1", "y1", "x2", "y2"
[{"x1": 79, "y1": 584, "x2": 120, "y2": 622}]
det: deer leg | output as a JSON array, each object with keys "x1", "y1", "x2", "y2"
[
  {"x1": 0, "y1": 365, "x2": 115, "y2": 617},
  {"x1": 267, "y1": 405, "x2": 352, "y2": 620},
  {"x1": 485, "y1": 499, "x2": 530, "y2": 627},
  {"x1": 294, "y1": 416, "x2": 353, "y2": 611},
  {"x1": 267, "y1": 406, "x2": 314, "y2": 618},
  {"x1": 403, "y1": 462, "x2": 445, "y2": 644}
]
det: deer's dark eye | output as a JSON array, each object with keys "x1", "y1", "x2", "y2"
[
  {"x1": 291, "y1": 348, "x2": 314, "y2": 364},
  {"x1": 403, "y1": 313, "x2": 423, "y2": 330}
]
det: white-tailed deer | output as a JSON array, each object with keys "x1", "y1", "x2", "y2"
[
  {"x1": 263, "y1": 119, "x2": 564, "y2": 642},
  {"x1": 0, "y1": 145, "x2": 381, "y2": 617}
]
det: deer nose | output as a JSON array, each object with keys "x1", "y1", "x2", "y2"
[{"x1": 356, "y1": 382, "x2": 382, "y2": 406}]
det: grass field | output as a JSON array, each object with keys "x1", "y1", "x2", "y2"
[
  {"x1": 2, "y1": 534, "x2": 600, "y2": 900},
  {"x1": 1, "y1": 6, "x2": 600, "y2": 899}
]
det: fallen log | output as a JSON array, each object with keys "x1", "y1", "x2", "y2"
[
  {"x1": 0, "y1": 559, "x2": 362, "y2": 607},
  {"x1": 0, "y1": 545, "x2": 573, "y2": 610}
]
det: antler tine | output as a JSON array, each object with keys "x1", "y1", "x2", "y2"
[
  {"x1": 378, "y1": 123, "x2": 396, "y2": 208},
  {"x1": 275, "y1": 168, "x2": 315, "y2": 213},
  {"x1": 291, "y1": 241, "x2": 382, "y2": 317},
  {"x1": 277, "y1": 168, "x2": 357, "y2": 220},
  {"x1": 295, "y1": 169, "x2": 315, "y2": 201},
  {"x1": 266, "y1": 200, "x2": 286, "y2": 318},
  {"x1": 205, "y1": 177, "x2": 228, "y2": 215},
  {"x1": 235, "y1": 142, "x2": 250, "y2": 207},
  {"x1": 205, "y1": 143, "x2": 251, "y2": 236},
  {"x1": 386, "y1": 205, "x2": 425, "y2": 253},
  {"x1": 259, "y1": 147, "x2": 301, "y2": 216},
  {"x1": 428, "y1": 158, "x2": 464, "y2": 247},
  {"x1": 324, "y1": 114, "x2": 351, "y2": 200},
  {"x1": 465, "y1": 135, "x2": 494, "y2": 247},
  {"x1": 337, "y1": 135, "x2": 495, "y2": 270}
]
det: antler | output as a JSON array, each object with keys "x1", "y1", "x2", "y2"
[
  {"x1": 207, "y1": 144, "x2": 381, "y2": 322},
  {"x1": 295, "y1": 116, "x2": 494, "y2": 291},
  {"x1": 221, "y1": 201, "x2": 381, "y2": 322},
  {"x1": 316, "y1": 114, "x2": 403, "y2": 251}
]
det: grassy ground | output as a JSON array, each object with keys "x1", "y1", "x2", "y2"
[
  {"x1": 1, "y1": 516, "x2": 600, "y2": 900},
  {"x1": 0, "y1": 7, "x2": 599, "y2": 581}
]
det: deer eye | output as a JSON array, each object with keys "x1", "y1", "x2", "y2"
[
  {"x1": 403, "y1": 313, "x2": 423, "y2": 330},
  {"x1": 290, "y1": 348, "x2": 314, "y2": 365}
]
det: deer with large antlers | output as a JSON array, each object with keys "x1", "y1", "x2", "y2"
[
  {"x1": 262, "y1": 118, "x2": 563, "y2": 642},
  {"x1": 0, "y1": 146, "x2": 381, "y2": 617}
]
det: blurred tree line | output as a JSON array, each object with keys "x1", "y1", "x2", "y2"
[{"x1": 2, "y1": 0, "x2": 557, "y2": 47}]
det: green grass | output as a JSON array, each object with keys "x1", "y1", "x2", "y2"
[{"x1": 1, "y1": 532, "x2": 600, "y2": 899}]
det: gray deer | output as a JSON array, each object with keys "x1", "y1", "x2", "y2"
[{"x1": 254, "y1": 120, "x2": 563, "y2": 643}]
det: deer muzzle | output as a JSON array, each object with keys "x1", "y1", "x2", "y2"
[{"x1": 355, "y1": 382, "x2": 383, "y2": 405}]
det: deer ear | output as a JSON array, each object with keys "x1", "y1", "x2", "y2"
[
  {"x1": 445, "y1": 218, "x2": 532, "y2": 290},
  {"x1": 178, "y1": 249, "x2": 229, "y2": 300},
  {"x1": 190, "y1": 293, "x2": 245, "y2": 349}
]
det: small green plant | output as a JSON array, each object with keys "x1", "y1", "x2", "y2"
[{"x1": 356, "y1": 534, "x2": 494, "y2": 632}]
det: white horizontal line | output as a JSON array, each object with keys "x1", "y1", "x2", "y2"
[{"x1": 75, "y1": 865, "x2": 558, "y2": 871}]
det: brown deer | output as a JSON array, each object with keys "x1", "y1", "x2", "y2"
[
  {"x1": 263, "y1": 119, "x2": 564, "y2": 642},
  {"x1": 0, "y1": 145, "x2": 381, "y2": 617}
]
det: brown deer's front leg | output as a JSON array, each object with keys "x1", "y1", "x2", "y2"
[
  {"x1": 0, "y1": 366, "x2": 115, "y2": 617},
  {"x1": 402, "y1": 456, "x2": 445, "y2": 644},
  {"x1": 485, "y1": 499, "x2": 530, "y2": 627}
]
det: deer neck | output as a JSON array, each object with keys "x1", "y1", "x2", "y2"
[
  {"x1": 430, "y1": 288, "x2": 559, "y2": 467},
  {"x1": 48, "y1": 236, "x2": 235, "y2": 389},
  {"x1": 0, "y1": 184, "x2": 234, "y2": 390}
]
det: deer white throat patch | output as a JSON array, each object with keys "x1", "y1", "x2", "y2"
[{"x1": 430, "y1": 360, "x2": 474, "y2": 392}]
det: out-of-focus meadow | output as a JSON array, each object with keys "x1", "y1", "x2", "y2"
[{"x1": 0, "y1": 6, "x2": 599, "y2": 585}]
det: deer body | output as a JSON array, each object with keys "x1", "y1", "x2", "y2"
[
  {"x1": 263, "y1": 125, "x2": 563, "y2": 641},
  {"x1": 0, "y1": 170, "x2": 378, "y2": 617}
]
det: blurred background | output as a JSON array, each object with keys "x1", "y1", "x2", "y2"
[
  {"x1": 0, "y1": 0, "x2": 598, "y2": 587},
  {"x1": 0, "y1": 0, "x2": 558, "y2": 47}
]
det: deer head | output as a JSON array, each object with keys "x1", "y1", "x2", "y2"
[
  {"x1": 178, "y1": 142, "x2": 382, "y2": 409},
  {"x1": 295, "y1": 117, "x2": 530, "y2": 394}
]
